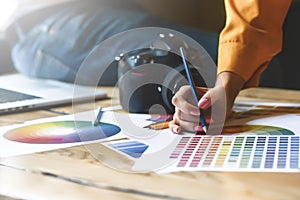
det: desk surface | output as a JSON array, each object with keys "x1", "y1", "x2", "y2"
[{"x1": 1, "y1": 87, "x2": 300, "y2": 200}]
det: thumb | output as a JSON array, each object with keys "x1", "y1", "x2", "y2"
[
  {"x1": 198, "y1": 87, "x2": 225, "y2": 110},
  {"x1": 198, "y1": 91, "x2": 211, "y2": 110}
]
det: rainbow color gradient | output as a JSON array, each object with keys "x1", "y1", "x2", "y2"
[
  {"x1": 4, "y1": 121, "x2": 121, "y2": 144},
  {"x1": 222, "y1": 125, "x2": 294, "y2": 135}
]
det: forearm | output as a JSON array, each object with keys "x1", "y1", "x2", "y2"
[
  {"x1": 215, "y1": 71, "x2": 245, "y2": 117},
  {"x1": 218, "y1": 0, "x2": 291, "y2": 88}
]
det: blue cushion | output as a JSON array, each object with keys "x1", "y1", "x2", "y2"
[{"x1": 12, "y1": 0, "x2": 218, "y2": 86}]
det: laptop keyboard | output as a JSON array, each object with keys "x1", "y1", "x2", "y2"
[{"x1": 0, "y1": 88, "x2": 40, "y2": 103}]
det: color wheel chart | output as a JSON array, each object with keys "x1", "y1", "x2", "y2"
[
  {"x1": 167, "y1": 135, "x2": 300, "y2": 172},
  {"x1": 4, "y1": 121, "x2": 121, "y2": 144},
  {"x1": 232, "y1": 102, "x2": 300, "y2": 120},
  {"x1": 221, "y1": 125, "x2": 294, "y2": 136}
]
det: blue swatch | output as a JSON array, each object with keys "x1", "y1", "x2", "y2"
[{"x1": 110, "y1": 141, "x2": 149, "y2": 158}]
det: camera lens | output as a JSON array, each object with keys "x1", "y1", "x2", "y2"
[{"x1": 117, "y1": 48, "x2": 206, "y2": 114}]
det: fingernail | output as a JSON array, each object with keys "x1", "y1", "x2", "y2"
[
  {"x1": 194, "y1": 125, "x2": 203, "y2": 131},
  {"x1": 199, "y1": 98, "x2": 210, "y2": 109},
  {"x1": 173, "y1": 126, "x2": 179, "y2": 133}
]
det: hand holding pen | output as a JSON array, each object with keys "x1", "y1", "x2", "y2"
[
  {"x1": 179, "y1": 47, "x2": 207, "y2": 133},
  {"x1": 169, "y1": 47, "x2": 209, "y2": 134}
]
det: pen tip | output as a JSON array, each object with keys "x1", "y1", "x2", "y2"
[
  {"x1": 93, "y1": 120, "x2": 100, "y2": 126},
  {"x1": 202, "y1": 126, "x2": 208, "y2": 134}
]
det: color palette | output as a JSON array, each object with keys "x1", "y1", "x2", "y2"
[
  {"x1": 109, "y1": 141, "x2": 149, "y2": 158},
  {"x1": 222, "y1": 125, "x2": 294, "y2": 135},
  {"x1": 169, "y1": 135, "x2": 300, "y2": 172},
  {"x1": 4, "y1": 121, "x2": 121, "y2": 144},
  {"x1": 147, "y1": 114, "x2": 173, "y2": 122},
  {"x1": 232, "y1": 103, "x2": 300, "y2": 119}
]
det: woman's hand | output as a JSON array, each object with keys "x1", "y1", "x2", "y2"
[{"x1": 169, "y1": 71, "x2": 245, "y2": 134}]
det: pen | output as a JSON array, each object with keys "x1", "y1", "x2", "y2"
[
  {"x1": 179, "y1": 47, "x2": 207, "y2": 133},
  {"x1": 143, "y1": 121, "x2": 171, "y2": 130},
  {"x1": 93, "y1": 106, "x2": 103, "y2": 126}
]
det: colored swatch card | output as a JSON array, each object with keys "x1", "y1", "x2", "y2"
[
  {"x1": 146, "y1": 114, "x2": 173, "y2": 122},
  {"x1": 133, "y1": 114, "x2": 300, "y2": 173},
  {"x1": 107, "y1": 140, "x2": 149, "y2": 159},
  {"x1": 133, "y1": 135, "x2": 300, "y2": 173},
  {"x1": 232, "y1": 100, "x2": 300, "y2": 118},
  {"x1": 234, "y1": 100, "x2": 300, "y2": 108}
]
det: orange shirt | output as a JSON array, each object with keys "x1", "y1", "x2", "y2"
[{"x1": 218, "y1": 0, "x2": 292, "y2": 88}]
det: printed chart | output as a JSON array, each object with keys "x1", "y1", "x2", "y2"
[
  {"x1": 221, "y1": 125, "x2": 294, "y2": 136},
  {"x1": 133, "y1": 135, "x2": 300, "y2": 173},
  {"x1": 171, "y1": 135, "x2": 299, "y2": 170},
  {"x1": 109, "y1": 140, "x2": 149, "y2": 158},
  {"x1": 4, "y1": 121, "x2": 121, "y2": 144}
]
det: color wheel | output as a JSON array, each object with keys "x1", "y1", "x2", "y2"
[
  {"x1": 222, "y1": 125, "x2": 294, "y2": 135},
  {"x1": 4, "y1": 121, "x2": 121, "y2": 144}
]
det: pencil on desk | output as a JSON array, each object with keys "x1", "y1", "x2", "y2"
[
  {"x1": 143, "y1": 121, "x2": 171, "y2": 130},
  {"x1": 93, "y1": 106, "x2": 103, "y2": 126}
]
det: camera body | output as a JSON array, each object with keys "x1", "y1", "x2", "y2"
[{"x1": 117, "y1": 48, "x2": 206, "y2": 114}]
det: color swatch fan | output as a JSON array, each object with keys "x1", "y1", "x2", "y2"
[{"x1": 4, "y1": 121, "x2": 121, "y2": 144}]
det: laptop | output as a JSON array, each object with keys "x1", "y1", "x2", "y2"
[{"x1": 0, "y1": 74, "x2": 107, "y2": 114}]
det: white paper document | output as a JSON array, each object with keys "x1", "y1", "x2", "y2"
[{"x1": 1, "y1": 102, "x2": 300, "y2": 174}]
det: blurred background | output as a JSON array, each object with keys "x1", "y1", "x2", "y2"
[
  {"x1": 0, "y1": 0, "x2": 225, "y2": 74},
  {"x1": 0, "y1": 0, "x2": 299, "y2": 90}
]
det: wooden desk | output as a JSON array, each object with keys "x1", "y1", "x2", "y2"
[{"x1": 1, "y1": 87, "x2": 300, "y2": 200}]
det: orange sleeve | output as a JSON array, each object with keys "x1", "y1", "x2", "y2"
[{"x1": 217, "y1": 0, "x2": 291, "y2": 88}]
